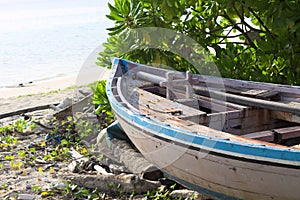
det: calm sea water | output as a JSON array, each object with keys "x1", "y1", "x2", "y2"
[{"x1": 0, "y1": 0, "x2": 113, "y2": 87}]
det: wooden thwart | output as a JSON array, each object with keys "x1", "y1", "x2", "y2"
[
  {"x1": 243, "y1": 131, "x2": 274, "y2": 142},
  {"x1": 193, "y1": 85, "x2": 300, "y2": 115},
  {"x1": 243, "y1": 126, "x2": 300, "y2": 143},
  {"x1": 226, "y1": 87, "x2": 280, "y2": 100},
  {"x1": 274, "y1": 126, "x2": 300, "y2": 140}
]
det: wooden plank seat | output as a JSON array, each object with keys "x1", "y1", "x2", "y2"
[
  {"x1": 243, "y1": 130, "x2": 274, "y2": 142},
  {"x1": 274, "y1": 126, "x2": 300, "y2": 141},
  {"x1": 243, "y1": 126, "x2": 300, "y2": 144},
  {"x1": 226, "y1": 87, "x2": 280, "y2": 100}
]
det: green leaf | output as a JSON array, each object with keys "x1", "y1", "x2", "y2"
[
  {"x1": 108, "y1": 3, "x2": 121, "y2": 15},
  {"x1": 107, "y1": 24, "x2": 126, "y2": 35},
  {"x1": 61, "y1": 139, "x2": 68, "y2": 146},
  {"x1": 106, "y1": 14, "x2": 125, "y2": 21}
]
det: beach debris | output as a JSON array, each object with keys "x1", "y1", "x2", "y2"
[
  {"x1": 94, "y1": 164, "x2": 114, "y2": 175},
  {"x1": 53, "y1": 94, "x2": 93, "y2": 121},
  {"x1": 100, "y1": 122, "x2": 163, "y2": 180},
  {"x1": 64, "y1": 173, "x2": 161, "y2": 194},
  {"x1": 0, "y1": 103, "x2": 59, "y2": 120},
  {"x1": 109, "y1": 138, "x2": 163, "y2": 181},
  {"x1": 0, "y1": 90, "x2": 205, "y2": 200},
  {"x1": 108, "y1": 163, "x2": 128, "y2": 175},
  {"x1": 52, "y1": 97, "x2": 73, "y2": 110},
  {"x1": 17, "y1": 193, "x2": 35, "y2": 200},
  {"x1": 169, "y1": 189, "x2": 211, "y2": 200},
  {"x1": 65, "y1": 146, "x2": 161, "y2": 194}
]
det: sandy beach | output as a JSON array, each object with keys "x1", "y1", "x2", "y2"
[
  {"x1": 0, "y1": 65, "x2": 110, "y2": 122},
  {"x1": 0, "y1": 64, "x2": 110, "y2": 99},
  {"x1": 0, "y1": 75, "x2": 77, "y2": 99}
]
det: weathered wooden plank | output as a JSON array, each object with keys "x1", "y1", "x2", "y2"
[
  {"x1": 240, "y1": 89, "x2": 279, "y2": 100},
  {"x1": 243, "y1": 131, "x2": 274, "y2": 142},
  {"x1": 130, "y1": 88, "x2": 206, "y2": 124},
  {"x1": 256, "y1": 90, "x2": 280, "y2": 100},
  {"x1": 193, "y1": 85, "x2": 300, "y2": 115},
  {"x1": 130, "y1": 89, "x2": 285, "y2": 147},
  {"x1": 273, "y1": 126, "x2": 300, "y2": 140},
  {"x1": 272, "y1": 110, "x2": 300, "y2": 123},
  {"x1": 0, "y1": 103, "x2": 59, "y2": 119},
  {"x1": 193, "y1": 74, "x2": 300, "y2": 95}
]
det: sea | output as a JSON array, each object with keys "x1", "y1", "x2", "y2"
[{"x1": 0, "y1": 0, "x2": 113, "y2": 87}]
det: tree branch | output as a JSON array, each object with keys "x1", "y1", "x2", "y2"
[
  {"x1": 248, "y1": 7, "x2": 274, "y2": 38},
  {"x1": 218, "y1": 27, "x2": 234, "y2": 44},
  {"x1": 215, "y1": 41, "x2": 250, "y2": 46},
  {"x1": 222, "y1": 12, "x2": 257, "y2": 49},
  {"x1": 199, "y1": 28, "x2": 244, "y2": 39},
  {"x1": 233, "y1": 4, "x2": 265, "y2": 33}
]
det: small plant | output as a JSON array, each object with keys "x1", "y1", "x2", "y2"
[
  {"x1": 13, "y1": 119, "x2": 28, "y2": 133},
  {"x1": 91, "y1": 80, "x2": 115, "y2": 127},
  {"x1": 1, "y1": 183, "x2": 8, "y2": 190},
  {"x1": 31, "y1": 185, "x2": 42, "y2": 193},
  {"x1": 18, "y1": 150, "x2": 26, "y2": 158}
]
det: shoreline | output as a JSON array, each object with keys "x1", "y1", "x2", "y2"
[
  {"x1": 0, "y1": 66, "x2": 110, "y2": 99},
  {"x1": 0, "y1": 75, "x2": 77, "y2": 98}
]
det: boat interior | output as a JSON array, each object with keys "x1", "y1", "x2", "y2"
[{"x1": 112, "y1": 64, "x2": 300, "y2": 149}]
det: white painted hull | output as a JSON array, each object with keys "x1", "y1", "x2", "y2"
[{"x1": 116, "y1": 113, "x2": 300, "y2": 199}]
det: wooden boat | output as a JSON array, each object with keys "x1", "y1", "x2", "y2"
[{"x1": 106, "y1": 58, "x2": 300, "y2": 200}]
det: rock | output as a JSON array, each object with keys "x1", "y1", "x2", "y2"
[
  {"x1": 94, "y1": 165, "x2": 114, "y2": 175},
  {"x1": 169, "y1": 189, "x2": 210, "y2": 200},
  {"x1": 96, "y1": 128, "x2": 108, "y2": 149},
  {"x1": 18, "y1": 194, "x2": 35, "y2": 200},
  {"x1": 109, "y1": 164, "x2": 128, "y2": 175},
  {"x1": 56, "y1": 98, "x2": 73, "y2": 110},
  {"x1": 68, "y1": 161, "x2": 79, "y2": 173}
]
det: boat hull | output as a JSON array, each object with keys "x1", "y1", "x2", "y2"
[
  {"x1": 114, "y1": 111, "x2": 300, "y2": 200},
  {"x1": 106, "y1": 58, "x2": 300, "y2": 200}
]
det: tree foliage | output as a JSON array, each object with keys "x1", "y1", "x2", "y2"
[{"x1": 97, "y1": 0, "x2": 300, "y2": 85}]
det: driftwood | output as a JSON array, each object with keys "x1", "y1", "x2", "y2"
[
  {"x1": 64, "y1": 173, "x2": 160, "y2": 194},
  {"x1": 0, "y1": 103, "x2": 59, "y2": 119},
  {"x1": 109, "y1": 138, "x2": 163, "y2": 181},
  {"x1": 54, "y1": 94, "x2": 92, "y2": 120},
  {"x1": 66, "y1": 145, "x2": 161, "y2": 194},
  {"x1": 68, "y1": 148, "x2": 113, "y2": 175},
  {"x1": 0, "y1": 93, "x2": 91, "y2": 120}
]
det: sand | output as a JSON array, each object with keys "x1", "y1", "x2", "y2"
[
  {"x1": 0, "y1": 66, "x2": 110, "y2": 122},
  {"x1": 0, "y1": 65, "x2": 110, "y2": 99}
]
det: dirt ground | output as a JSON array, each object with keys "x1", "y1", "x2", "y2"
[{"x1": 0, "y1": 88, "x2": 208, "y2": 200}]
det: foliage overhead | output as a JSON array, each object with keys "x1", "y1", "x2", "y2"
[{"x1": 97, "y1": 0, "x2": 300, "y2": 85}]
